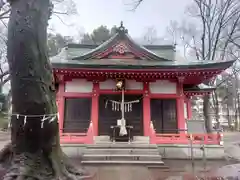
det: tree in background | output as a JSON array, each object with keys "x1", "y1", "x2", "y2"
[
  {"x1": 218, "y1": 71, "x2": 240, "y2": 129},
  {"x1": 142, "y1": 26, "x2": 158, "y2": 45},
  {"x1": 80, "y1": 24, "x2": 164, "y2": 45},
  {"x1": 81, "y1": 33, "x2": 94, "y2": 45},
  {"x1": 135, "y1": 0, "x2": 240, "y2": 131},
  {"x1": 81, "y1": 25, "x2": 118, "y2": 44},
  {"x1": 166, "y1": 0, "x2": 240, "y2": 132},
  {"x1": 47, "y1": 33, "x2": 74, "y2": 57},
  {"x1": 0, "y1": 0, "x2": 78, "y2": 87}
]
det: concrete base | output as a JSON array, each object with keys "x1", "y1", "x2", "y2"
[
  {"x1": 157, "y1": 144, "x2": 225, "y2": 160},
  {"x1": 61, "y1": 143, "x2": 225, "y2": 160},
  {"x1": 81, "y1": 160, "x2": 164, "y2": 165},
  {"x1": 62, "y1": 142, "x2": 163, "y2": 165},
  {"x1": 94, "y1": 136, "x2": 150, "y2": 144}
]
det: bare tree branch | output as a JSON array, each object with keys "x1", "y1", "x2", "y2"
[
  {"x1": 124, "y1": 0, "x2": 143, "y2": 11},
  {"x1": 0, "y1": 70, "x2": 8, "y2": 79},
  {"x1": 0, "y1": 74, "x2": 9, "y2": 86},
  {"x1": 230, "y1": 38, "x2": 240, "y2": 48},
  {"x1": 0, "y1": 0, "x2": 79, "y2": 88},
  {"x1": 0, "y1": 0, "x2": 6, "y2": 10},
  {"x1": 52, "y1": 11, "x2": 68, "y2": 15},
  {"x1": 0, "y1": 8, "x2": 9, "y2": 18},
  {"x1": 164, "y1": 0, "x2": 240, "y2": 131},
  {"x1": 132, "y1": 0, "x2": 143, "y2": 9},
  {"x1": 167, "y1": 0, "x2": 240, "y2": 62}
]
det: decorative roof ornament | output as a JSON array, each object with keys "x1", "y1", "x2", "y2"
[
  {"x1": 113, "y1": 41, "x2": 130, "y2": 54},
  {"x1": 116, "y1": 21, "x2": 128, "y2": 34}
]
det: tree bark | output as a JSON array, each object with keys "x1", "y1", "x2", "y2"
[
  {"x1": 203, "y1": 95, "x2": 212, "y2": 133},
  {"x1": 213, "y1": 91, "x2": 220, "y2": 129},
  {"x1": 1, "y1": 0, "x2": 89, "y2": 179},
  {"x1": 226, "y1": 103, "x2": 232, "y2": 130},
  {"x1": 236, "y1": 94, "x2": 240, "y2": 131}
]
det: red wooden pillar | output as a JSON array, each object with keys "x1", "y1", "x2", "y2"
[
  {"x1": 91, "y1": 81, "x2": 99, "y2": 136},
  {"x1": 57, "y1": 82, "x2": 65, "y2": 135},
  {"x1": 143, "y1": 82, "x2": 151, "y2": 136},
  {"x1": 177, "y1": 77, "x2": 185, "y2": 134}
]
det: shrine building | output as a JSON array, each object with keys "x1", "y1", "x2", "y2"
[{"x1": 51, "y1": 23, "x2": 234, "y2": 145}]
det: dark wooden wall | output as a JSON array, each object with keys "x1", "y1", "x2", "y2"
[
  {"x1": 63, "y1": 97, "x2": 91, "y2": 133},
  {"x1": 150, "y1": 99, "x2": 177, "y2": 133},
  {"x1": 98, "y1": 94, "x2": 143, "y2": 136}
]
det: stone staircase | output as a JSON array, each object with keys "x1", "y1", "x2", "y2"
[{"x1": 81, "y1": 136, "x2": 165, "y2": 166}]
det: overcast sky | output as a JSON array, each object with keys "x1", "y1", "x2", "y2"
[
  {"x1": 2, "y1": 0, "x2": 193, "y2": 94},
  {"x1": 49, "y1": 0, "x2": 191, "y2": 39}
]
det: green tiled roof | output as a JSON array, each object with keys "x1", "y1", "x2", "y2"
[
  {"x1": 50, "y1": 23, "x2": 235, "y2": 70},
  {"x1": 184, "y1": 84, "x2": 216, "y2": 91},
  {"x1": 51, "y1": 57, "x2": 235, "y2": 70},
  {"x1": 63, "y1": 43, "x2": 176, "y2": 60},
  {"x1": 67, "y1": 47, "x2": 92, "y2": 58},
  {"x1": 51, "y1": 44, "x2": 176, "y2": 61},
  {"x1": 50, "y1": 44, "x2": 234, "y2": 70}
]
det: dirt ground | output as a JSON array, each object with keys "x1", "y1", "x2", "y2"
[
  {"x1": 80, "y1": 159, "x2": 228, "y2": 180},
  {"x1": 0, "y1": 131, "x2": 239, "y2": 180},
  {"x1": 85, "y1": 166, "x2": 153, "y2": 180},
  {"x1": 83, "y1": 132, "x2": 240, "y2": 179}
]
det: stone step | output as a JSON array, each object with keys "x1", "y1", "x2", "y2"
[
  {"x1": 94, "y1": 141, "x2": 150, "y2": 144},
  {"x1": 83, "y1": 154, "x2": 161, "y2": 157},
  {"x1": 83, "y1": 148, "x2": 160, "y2": 155},
  {"x1": 87, "y1": 143, "x2": 157, "y2": 149},
  {"x1": 147, "y1": 165, "x2": 170, "y2": 169},
  {"x1": 82, "y1": 154, "x2": 162, "y2": 161},
  {"x1": 81, "y1": 160, "x2": 165, "y2": 165},
  {"x1": 94, "y1": 136, "x2": 109, "y2": 142},
  {"x1": 94, "y1": 136, "x2": 150, "y2": 144},
  {"x1": 133, "y1": 136, "x2": 150, "y2": 142}
]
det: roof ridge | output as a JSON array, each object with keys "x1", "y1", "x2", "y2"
[
  {"x1": 72, "y1": 32, "x2": 172, "y2": 61},
  {"x1": 67, "y1": 43, "x2": 175, "y2": 49}
]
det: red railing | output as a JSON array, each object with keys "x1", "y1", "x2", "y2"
[
  {"x1": 60, "y1": 121, "x2": 94, "y2": 144},
  {"x1": 60, "y1": 121, "x2": 222, "y2": 145},
  {"x1": 149, "y1": 121, "x2": 222, "y2": 145},
  {"x1": 154, "y1": 133, "x2": 220, "y2": 144}
]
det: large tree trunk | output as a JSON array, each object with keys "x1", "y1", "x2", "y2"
[
  {"x1": 213, "y1": 91, "x2": 220, "y2": 129},
  {"x1": 236, "y1": 94, "x2": 240, "y2": 131},
  {"x1": 203, "y1": 95, "x2": 212, "y2": 133},
  {"x1": 226, "y1": 103, "x2": 232, "y2": 130},
  {"x1": 1, "y1": 0, "x2": 89, "y2": 179},
  {"x1": 235, "y1": 74, "x2": 240, "y2": 131}
]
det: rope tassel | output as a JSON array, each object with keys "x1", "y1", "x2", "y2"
[
  {"x1": 107, "y1": 99, "x2": 140, "y2": 112},
  {"x1": 41, "y1": 115, "x2": 46, "y2": 129},
  {"x1": 24, "y1": 116, "x2": 27, "y2": 126},
  {"x1": 7, "y1": 113, "x2": 58, "y2": 130},
  {"x1": 49, "y1": 116, "x2": 56, "y2": 123}
]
